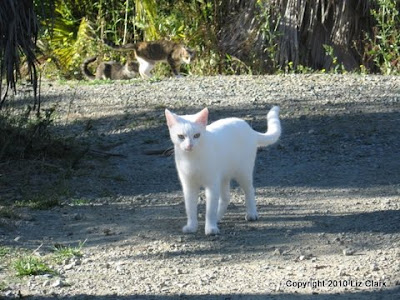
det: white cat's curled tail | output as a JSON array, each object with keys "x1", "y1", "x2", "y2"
[{"x1": 256, "y1": 106, "x2": 281, "y2": 147}]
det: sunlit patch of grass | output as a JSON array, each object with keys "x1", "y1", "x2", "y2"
[
  {"x1": 52, "y1": 240, "x2": 86, "y2": 263},
  {"x1": 14, "y1": 196, "x2": 60, "y2": 210},
  {"x1": 70, "y1": 198, "x2": 90, "y2": 206},
  {"x1": 13, "y1": 255, "x2": 54, "y2": 277},
  {"x1": 0, "y1": 246, "x2": 11, "y2": 258}
]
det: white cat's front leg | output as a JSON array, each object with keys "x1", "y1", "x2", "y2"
[
  {"x1": 182, "y1": 182, "x2": 199, "y2": 233},
  {"x1": 205, "y1": 185, "x2": 220, "y2": 235}
]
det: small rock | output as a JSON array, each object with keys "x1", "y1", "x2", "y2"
[
  {"x1": 275, "y1": 282, "x2": 281, "y2": 292},
  {"x1": 103, "y1": 228, "x2": 113, "y2": 236},
  {"x1": 371, "y1": 263, "x2": 379, "y2": 271},
  {"x1": 64, "y1": 263, "x2": 74, "y2": 271},
  {"x1": 273, "y1": 248, "x2": 283, "y2": 256},
  {"x1": 51, "y1": 279, "x2": 63, "y2": 288},
  {"x1": 5, "y1": 291, "x2": 14, "y2": 297},
  {"x1": 72, "y1": 213, "x2": 84, "y2": 221},
  {"x1": 43, "y1": 280, "x2": 50, "y2": 287},
  {"x1": 343, "y1": 249, "x2": 355, "y2": 256}
]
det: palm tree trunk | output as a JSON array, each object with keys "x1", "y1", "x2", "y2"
[{"x1": 216, "y1": 0, "x2": 374, "y2": 72}]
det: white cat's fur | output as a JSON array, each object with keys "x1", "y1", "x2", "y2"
[{"x1": 165, "y1": 106, "x2": 281, "y2": 235}]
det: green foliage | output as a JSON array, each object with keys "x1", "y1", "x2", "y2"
[
  {"x1": 280, "y1": 61, "x2": 315, "y2": 74},
  {"x1": 14, "y1": 197, "x2": 60, "y2": 210},
  {"x1": 13, "y1": 255, "x2": 54, "y2": 276},
  {"x1": 0, "y1": 247, "x2": 11, "y2": 258},
  {"x1": 53, "y1": 241, "x2": 85, "y2": 263},
  {"x1": 323, "y1": 45, "x2": 346, "y2": 74},
  {"x1": 40, "y1": 4, "x2": 97, "y2": 78},
  {"x1": 33, "y1": 0, "x2": 400, "y2": 77},
  {"x1": 366, "y1": 0, "x2": 400, "y2": 74},
  {"x1": 36, "y1": 0, "x2": 160, "y2": 79},
  {"x1": 257, "y1": 1, "x2": 281, "y2": 73}
]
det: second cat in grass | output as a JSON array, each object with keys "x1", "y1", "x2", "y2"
[
  {"x1": 81, "y1": 56, "x2": 139, "y2": 80},
  {"x1": 165, "y1": 106, "x2": 281, "y2": 235}
]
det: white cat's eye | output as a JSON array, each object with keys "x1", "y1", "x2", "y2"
[
  {"x1": 178, "y1": 134, "x2": 185, "y2": 140},
  {"x1": 194, "y1": 133, "x2": 201, "y2": 139}
]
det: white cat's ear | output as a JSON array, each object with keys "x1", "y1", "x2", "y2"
[
  {"x1": 165, "y1": 109, "x2": 177, "y2": 128},
  {"x1": 195, "y1": 108, "x2": 208, "y2": 127}
]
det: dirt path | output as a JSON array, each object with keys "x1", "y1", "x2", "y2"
[{"x1": 1, "y1": 75, "x2": 399, "y2": 299}]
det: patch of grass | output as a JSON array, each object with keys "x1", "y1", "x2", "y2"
[
  {"x1": 0, "y1": 246, "x2": 11, "y2": 258},
  {"x1": 13, "y1": 255, "x2": 54, "y2": 277},
  {"x1": 15, "y1": 196, "x2": 60, "y2": 210},
  {"x1": 53, "y1": 241, "x2": 85, "y2": 263},
  {"x1": 0, "y1": 207, "x2": 20, "y2": 219},
  {"x1": 70, "y1": 198, "x2": 90, "y2": 206},
  {"x1": 149, "y1": 76, "x2": 162, "y2": 83}
]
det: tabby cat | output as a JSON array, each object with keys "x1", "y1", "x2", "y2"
[{"x1": 103, "y1": 39, "x2": 194, "y2": 78}]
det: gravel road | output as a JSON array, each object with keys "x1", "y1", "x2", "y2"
[{"x1": 1, "y1": 74, "x2": 400, "y2": 299}]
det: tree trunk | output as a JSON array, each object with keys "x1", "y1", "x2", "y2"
[{"x1": 216, "y1": 0, "x2": 375, "y2": 72}]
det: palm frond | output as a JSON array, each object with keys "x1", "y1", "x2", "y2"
[{"x1": 0, "y1": 0, "x2": 39, "y2": 111}]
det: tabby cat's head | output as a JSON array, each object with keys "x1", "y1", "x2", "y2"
[
  {"x1": 181, "y1": 47, "x2": 195, "y2": 64},
  {"x1": 165, "y1": 108, "x2": 208, "y2": 152}
]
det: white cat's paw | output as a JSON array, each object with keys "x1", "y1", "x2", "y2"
[
  {"x1": 245, "y1": 212, "x2": 259, "y2": 221},
  {"x1": 205, "y1": 225, "x2": 220, "y2": 236},
  {"x1": 182, "y1": 224, "x2": 198, "y2": 234}
]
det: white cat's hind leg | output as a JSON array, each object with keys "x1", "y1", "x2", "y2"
[
  {"x1": 205, "y1": 185, "x2": 220, "y2": 235},
  {"x1": 182, "y1": 182, "x2": 199, "y2": 233},
  {"x1": 217, "y1": 180, "x2": 230, "y2": 222},
  {"x1": 238, "y1": 175, "x2": 258, "y2": 221}
]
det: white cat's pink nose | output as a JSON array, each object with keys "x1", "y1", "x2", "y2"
[{"x1": 184, "y1": 144, "x2": 193, "y2": 151}]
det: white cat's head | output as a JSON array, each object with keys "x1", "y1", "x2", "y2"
[{"x1": 165, "y1": 108, "x2": 208, "y2": 153}]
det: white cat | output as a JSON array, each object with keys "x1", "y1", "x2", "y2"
[{"x1": 165, "y1": 106, "x2": 281, "y2": 235}]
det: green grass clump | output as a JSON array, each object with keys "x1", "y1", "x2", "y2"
[
  {"x1": 0, "y1": 246, "x2": 11, "y2": 258},
  {"x1": 13, "y1": 255, "x2": 54, "y2": 276},
  {"x1": 53, "y1": 241, "x2": 85, "y2": 263},
  {"x1": 15, "y1": 196, "x2": 60, "y2": 210}
]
